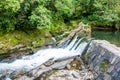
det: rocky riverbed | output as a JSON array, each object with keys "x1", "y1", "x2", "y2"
[
  {"x1": 34, "y1": 57, "x2": 94, "y2": 80},
  {"x1": 0, "y1": 42, "x2": 94, "y2": 80},
  {"x1": 0, "y1": 23, "x2": 93, "y2": 80}
]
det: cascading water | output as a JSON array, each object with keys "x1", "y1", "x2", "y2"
[{"x1": 0, "y1": 36, "x2": 92, "y2": 80}]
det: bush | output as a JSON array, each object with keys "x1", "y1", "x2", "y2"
[
  {"x1": 54, "y1": 0, "x2": 74, "y2": 21},
  {"x1": 29, "y1": 6, "x2": 52, "y2": 29},
  {"x1": 0, "y1": 0, "x2": 120, "y2": 31},
  {"x1": 0, "y1": 0, "x2": 20, "y2": 31}
]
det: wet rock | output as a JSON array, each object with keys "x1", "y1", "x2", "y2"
[
  {"x1": 48, "y1": 69, "x2": 94, "y2": 80},
  {"x1": 75, "y1": 56, "x2": 81, "y2": 61},
  {"x1": 110, "y1": 70, "x2": 118, "y2": 78},
  {"x1": 104, "y1": 73, "x2": 112, "y2": 80},
  {"x1": 107, "y1": 65, "x2": 114, "y2": 73},
  {"x1": 12, "y1": 56, "x2": 94, "y2": 80},
  {"x1": 27, "y1": 65, "x2": 46, "y2": 77},
  {"x1": 83, "y1": 40, "x2": 120, "y2": 79},
  {"x1": 29, "y1": 51, "x2": 34, "y2": 55},
  {"x1": 115, "y1": 62, "x2": 120, "y2": 72},
  {"x1": 45, "y1": 58, "x2": 94, "y2": 80},
  {"x1": 110, "y1": 56, "x2": 119, "y2": 64},
  {"x1": 12, "y1": 44, "x2": 25, "y2": 50},
  {"x1": 50, "y1": 59, "x2": 73, "y2": 69},
  {"x1": 94, "y1": 66, "x2": 100, "y2": 74},
  {"x1": 39, "y1": 65, "x2": 46, "y2": 69},
  {"x1": 15, "y1": 76, "x2": 32, "y2": 80},
  {"x1": 19, "y1": 47, "x2": 29, "y2": 51},
  {"x1": 51, "y1": 37, "x2": 56, "y2": 42},
  {"x1": 58, "y1": 22, "x2": 89, "y2": 45},
  {"x1": 12, "y1": 70, "x2": 25, "y2": 79},
  {"x1": 5, "y1": 78, "x2": 12, "y2": 80},
  {"x1": 36, "y1": 67, "x2": 52, "y2": 77},
  {"x1": 43, "y1": 58, "x2": 54, "y2": 66},
  {"x1": 48, "y1": 70, "x2": 81, "y2": 80},
  {"x1": 72, "y1": 71, "x2": 80, "y2": 78},
  {"x1": 66, "y1": 64, "x2": 71, "y2": 70}
]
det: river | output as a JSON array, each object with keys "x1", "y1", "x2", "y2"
[
  {"x1": 91, "y1": 30, "x2": 120, "y2": 47},
  {"x1": 0, "y1": 35, "x2": 92, "y2": 79}
]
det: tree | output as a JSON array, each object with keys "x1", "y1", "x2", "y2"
[
  {"x1": 0, "y1": 0, "x2": 20, "y2": 31},
  {"x1": 29, "y1": 6, "x2": 52, "y2": 29},
  {"x1": 54, "y1": 0, "x2": 74, "y2": 22}
]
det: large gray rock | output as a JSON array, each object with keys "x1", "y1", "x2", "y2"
[{"x1": 84, "y1": 40, "x2": 120, "y2": 80}]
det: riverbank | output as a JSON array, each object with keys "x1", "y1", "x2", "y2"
[
  {"x1": 1, "y1": 20, "x2": 120, "y2": 59},
  {"x1": 0, "y1": 29, "x2": 52, "y2": 53},
  {"x1": 0, "y1": 20, "x2": 83, "y2": 60},
  {"x1": 0, "y1": 26, "x2": 92, "y2": 79},
  {"x1": 0, "y1": 22, "x2": 120, "y2": 80}
]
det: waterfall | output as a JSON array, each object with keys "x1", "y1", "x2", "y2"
[
  {"x1": 65, "y1": 36, "x2": 78, "y2": 50},
  {"x1": 0, "y1": 36, "x2": 92, "y2": 79}
]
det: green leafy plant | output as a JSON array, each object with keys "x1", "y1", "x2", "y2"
[
  {"x1": 100, "y1": 59, "x2": 109, "y2": 72},
  {"x1": 29, "y1": 6, "x2": 52, "y2": 29}
]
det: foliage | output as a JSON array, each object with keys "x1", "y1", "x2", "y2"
[
  {"x1": 86, "y1": 0, "x2": 120, "y2": 28},
  {"x1": 0, "y1": 0, "x2": 120, "y2": 31},
  {"x1": 0, "y1": 0, "x2": 20, "y2": 31},
  {"x1": 100, "y1": 59, "x2": 109, "y2": 72},
  {"x1": 29, "y1": 6, "x2": 52, "y2": 29},
  {"x1": 0, "y1": 29, "x2": 52, "y2": 53},
  {"x1": 15, "y1": 0, "x2": 44, "y2": 30},
  {"x1": 54, "y1": 0, "x2": 74, "y2": 21}
]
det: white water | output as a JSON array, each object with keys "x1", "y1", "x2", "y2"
[{"x1": 0, "y1": 36, "x2": 90, "y2": 79}]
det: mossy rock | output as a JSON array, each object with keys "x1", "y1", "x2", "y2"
[
  {"x1": 100, "y1": 59, "x2": 110, "y2": 72},
  {"x1": 69, "y1": 59, "x2": 81, "y2": 70}
]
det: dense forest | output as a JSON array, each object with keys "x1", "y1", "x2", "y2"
[{"x1": 0, "y1": 0, "x2": 120, "y2": 32}]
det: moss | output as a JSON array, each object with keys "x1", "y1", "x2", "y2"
[
  {"x1": 69, "y1": 59, "x2": 81, "y2": 70},
  {"x1": 84, "y1": 53, "x2": 90, "y2": 60},
  {"x1": 0, "y1": 29, "x2": 52, "y2": 54},
  {"x1": 100, "y1": 59, "x2": 109, "y2": 72}
]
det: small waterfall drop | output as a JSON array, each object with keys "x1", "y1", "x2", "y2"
[
  {"x1": 0, "y1": 35, "x2": 92, "y2": 79},
  {"x1": 65, "y1": 36, "x2": 78, "y2": 50}
]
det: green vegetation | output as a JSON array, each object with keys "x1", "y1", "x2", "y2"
[
  {"x1": 0, "y1": 0, "x2": 120, "y2": 54},
  {"x1": 84, "y1": 53, "x2": 90, "y2": 61},
  {"x1": 0, "y1": 20, "x2": 79, "y2": 54},
  {"x1": 100, "y1": 59, "x2": 109, "y2": 72},
  {"x1": 0, "y1": 0, "x2": 120, "y2": 32},
  {"x1": 0, "y1": 29, "x2": 52, "y2": 53}
]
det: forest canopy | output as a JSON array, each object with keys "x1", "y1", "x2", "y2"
[{"x1": 0, "y1": 0, "x2": 120, "y2": 32}]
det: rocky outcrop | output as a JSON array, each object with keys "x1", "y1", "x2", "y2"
[
  {"x1": 10, "y1": 56, "x2": 94, "y2": 80},
  {"x1": 58, "y1": 22, "x2": 91, "y2": 46},
  {"x1": 83, "y1": 40, "x2": 120, "y2": 80}
]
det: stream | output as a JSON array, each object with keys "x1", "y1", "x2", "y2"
[
  {"x1": 91, "y1": 30, "x2": 120, "y2": 47},
  {"x1": 0, "y1": 35, "x2": 92, "y2": 80},
  {"x1": 1, "y1": 30, "x2": 120, "y2": 79}
]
